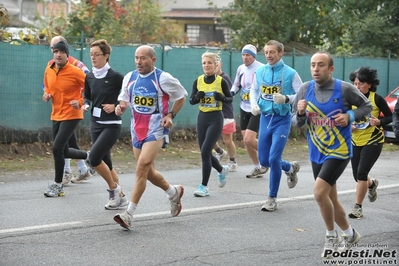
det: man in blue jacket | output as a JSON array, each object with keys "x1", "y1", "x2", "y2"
[{"x1": 250, "y1": 40, "x2": 303, "y2": 211}]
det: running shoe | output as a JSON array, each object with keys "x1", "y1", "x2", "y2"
[
  {"x1": 246, "y1": 166, "x2": 269, "y2": 178},
  {"x1": 105, "y1": 194, "x2": 128, "y2": 210},
  {"x1": 214, "y1": 149, "x2": 227, "y2": 162},
  {"x1": 44, "y1": 184, "x2": 65, "y2": 197},
  {"x1": 114, "y1": 211, "x2": 133, "y2": 230},
  {"x1": 321, "y1": 232, "x2": 341, "y2": 258},
  {"x1": 348, "y1": 204, "x2": 363, "y2": 219},
  {"x1": 71, "y1": 170, "x2": 92, "y2": 183},
  {"x1": 368, "y1": 179, "x2": 379, "y2": 202},
  {"x1": 62, "y1": 171, "x2": 73, "y2": 185},
  {"x1": 228, "y1": 160, "x2": 238, "y2": 172},
  {"x1": 338, "y1": 228, "x2": 361, "y2": 252},
  {"x1": 217, "y1": 165, "x2": 229, "y2": 188},
  {"x1": 169, "y1": 185, "x2": 184, "y2": 217},
  {"x1": 194, "y1": 184, "x2": 209, "y2": 197},
  {"x1": 104, "y1": 183, "x2": 122, "y2": 209},
  {"x1": 286, "y1": 161, "x2": 300, "y2": 188},
  {"x1": 261, "y1": 197, "x2": 277, "y2": 211}
]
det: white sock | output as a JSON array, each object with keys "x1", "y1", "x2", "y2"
[
  {"x1": 326, "y1": 229, "x2": 336, "y2": 237},
  {"x1": 77, "y1": 160, "x2": 87, "y2": 173},
  {"x1": 64, "y1": 159, "x2": 71, "y2": 173},
  {"x1": 165, "y1": 185, "x2": 176, "y2": 199},
  {"x1": 286, "y1": 165, "x2": 294, "y2": 174},
  {"x1": 55, "y1": 182, "x2": 62, "y2": 188},
  {"x1": 255, "y1": 164, "x2": 261, "y2": 169},
  {"x1": 342, "y1": 226, "x2": 354, "y2": 237},
  {"x1": 126, "y1": 202, "x2": 137, "y2": 215}
]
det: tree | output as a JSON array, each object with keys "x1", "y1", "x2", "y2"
[
  {"x1": 66, "y1": 0, "x2": 185, "y2": 45},
  {"x1": 66, "y1": 0, "x2": 127, "y2": 44},
  {"x1": 216, "y1": 0, "x2": 399, "y2": 58},
  {"x1": 0, "y1": 6, "x2": 10, "y2": 26},
  {"x1": 330, "y1": 1, "x2": 399, "y2": 58},
  {"x1": 215, "y1": 0, "x2": 339, "y2": 50},
  {"x1": 0, "y1": 6, "x2": 11, "y2": 41}
]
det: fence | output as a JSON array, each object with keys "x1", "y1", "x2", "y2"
[{"x1": 1, "y1": 41, "x2": 399, "y2": 143}]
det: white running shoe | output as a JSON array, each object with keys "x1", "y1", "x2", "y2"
[
  {"x1": 261, "y1": 197, "x2": 277, "y2": 211},
  {"x1": 104, "y1": 183, "x2": 121, "y2": 209},
  {"x1": 228, "y1": 161, "x2": 238, "y2": 172},
  {"x1": 114, "y1": 211, "x2": 133, "y2": 230},
  {"x1": 169, "y1": 185, "x2": 184, "y2": 217},
  {"x1": 214, "y1": 149, "x2": 227, "y2": 162},
  {"x1": 105, "y1": 194, "x2": 128, "y2": 210},
  {"x1": 286, "y1": 161, "x2": 300, "y2": 189},
  {"x1": 246, "y1": 166, "x2": 269, "y2": 178},
  {"x1": 62, "y1": 172, "x2": 73, "y2": 185}
]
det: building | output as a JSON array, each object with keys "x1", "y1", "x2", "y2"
[
  {"x1": 2, "y1": 0, "x2": 233, "y2": 45},
  {"x1": 1, "y1": 0, "x2": 71, "y2": 26},
  {"x1": 159, "y1": 0, "x2": 233, "y2": 45}
]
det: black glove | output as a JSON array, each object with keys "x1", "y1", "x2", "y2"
[
  {"x1": 195, "y1": 91, "x2": 205, "y2": 100},
  {"x1": 214, "y1": 92, "x2": 225, "y2": 102}
]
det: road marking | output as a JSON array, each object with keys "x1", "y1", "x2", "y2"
[
  {"x1": 1, "y1": 184, "x2": 398, "y2": 235},
  {"x1": 0, "y1": 221, "x2": 82, "y2": 234}
]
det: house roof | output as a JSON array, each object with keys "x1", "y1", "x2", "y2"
[
  {"x1": 162, "y1": 9, "x2": 222, "y2": 19},
  {"x1": 1, "y1": 0, "x2": 20, "y2": 16}
]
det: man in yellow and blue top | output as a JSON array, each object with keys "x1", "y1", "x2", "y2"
[
  {"x1": 292, "y1": 51, "x2": 372, "y2": 257},
  {"x1": 250, "y1": 40, "x2": 303, "y2": 212}
]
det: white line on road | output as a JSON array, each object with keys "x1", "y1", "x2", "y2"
[
  {"x1": 0, "y1": 221, "x2": 82, "y2": 234},
  {"x1": 1, "y1": 183, "x2": 398, "y2": 235}
]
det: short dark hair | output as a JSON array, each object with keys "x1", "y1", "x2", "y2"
[
  {"x1": 265, "y1": 40, "x2": 284, "y2": 53},
  {"x1": 91, "y1": 39, "x2": 112, "y2": 62}
]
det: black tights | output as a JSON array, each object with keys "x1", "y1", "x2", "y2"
[
  {"x1": 197, "y1": 111, "x2": 223, "y2": 186},
  {"x1": 351, "y1": 143, "x2": 382, "y2": 182},
  {"x1": 52, "y1": 120, "x2": 88, "y2": 183},
  {"x1": 89, "y1": 122, "x2": 121, "y2": 169}
]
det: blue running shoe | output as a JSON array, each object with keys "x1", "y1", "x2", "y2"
[
  {"x1": 217, "y1": 165, "x2": 229, "y2": 188},
  {"x1": 194, "y1": 184, "x2": 209, "y2": 197}
]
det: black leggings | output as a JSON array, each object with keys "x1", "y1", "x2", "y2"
[
  {"x1": 89, "y1": 122, "x2": 121, "y2": 169},
  {"x1": 64, "y1": 132, "x2": 80, "y2": 159},
  {"x1": 197, "y1": 111, "x2": 224, "y2": 186},
  {"x1": 68, "y1": 132, "x2": 80, "y2": 150},
  {"x1": 52, "y1": 120, "x2": 88, "y2": 183},
  {"x1": 351, "y1": 143, "x2": 382, "y2": 182}
]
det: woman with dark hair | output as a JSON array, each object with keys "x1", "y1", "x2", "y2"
[{"x1": 348, "y1": 66, "x2": 392, "y2": 219}]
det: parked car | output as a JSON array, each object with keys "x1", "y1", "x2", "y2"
[{"x1": 381, "y1": 86, "x2": 399, "y2": 141}]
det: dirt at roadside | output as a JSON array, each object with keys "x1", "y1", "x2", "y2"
[{"x1": 0, "y1": 136, "x2": 310, "y2": 183}]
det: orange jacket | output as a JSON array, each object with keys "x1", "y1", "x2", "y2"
[{"x1": 43, "y1": 62, "x2": 85, "y2": 121}]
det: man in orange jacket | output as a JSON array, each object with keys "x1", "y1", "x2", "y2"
[
  {"x1": 42, "y1": 40, "x2": 90, "y2": 197},
  {"x1": 43, "y1": 36, "x2": 94, "y2": 185}
]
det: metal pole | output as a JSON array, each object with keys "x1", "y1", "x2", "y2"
[
  {"x1": 387, "y1": 52, "x2": 391, "y2": 95},
  {"x1": 229, "y1": 43, "x2": 233, "y2": 78},
  {"x1": 79, "y1": 31, "x2": 84, "y2": 62},
  {"x1": 292, "y1": 47, "x2": 296, "y2": 69},
  {"x1": 162, "y1": 38, "x2": 165, "y2": 70},
  {"x1": 342, "y1": 53, "x2": 346, "y2": 80}
]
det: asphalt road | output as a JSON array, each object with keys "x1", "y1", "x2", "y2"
[{"x1": 1, "y1": 151, "x2": 398, "y2": 266}]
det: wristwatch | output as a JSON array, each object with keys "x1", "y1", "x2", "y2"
[{"x1": 167, "y1": 111, "x2": 176, "y2": 119}]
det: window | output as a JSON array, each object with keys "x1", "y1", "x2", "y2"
[{"x1": 186, "y1": 24, "x2": 231, "y2": 45}]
